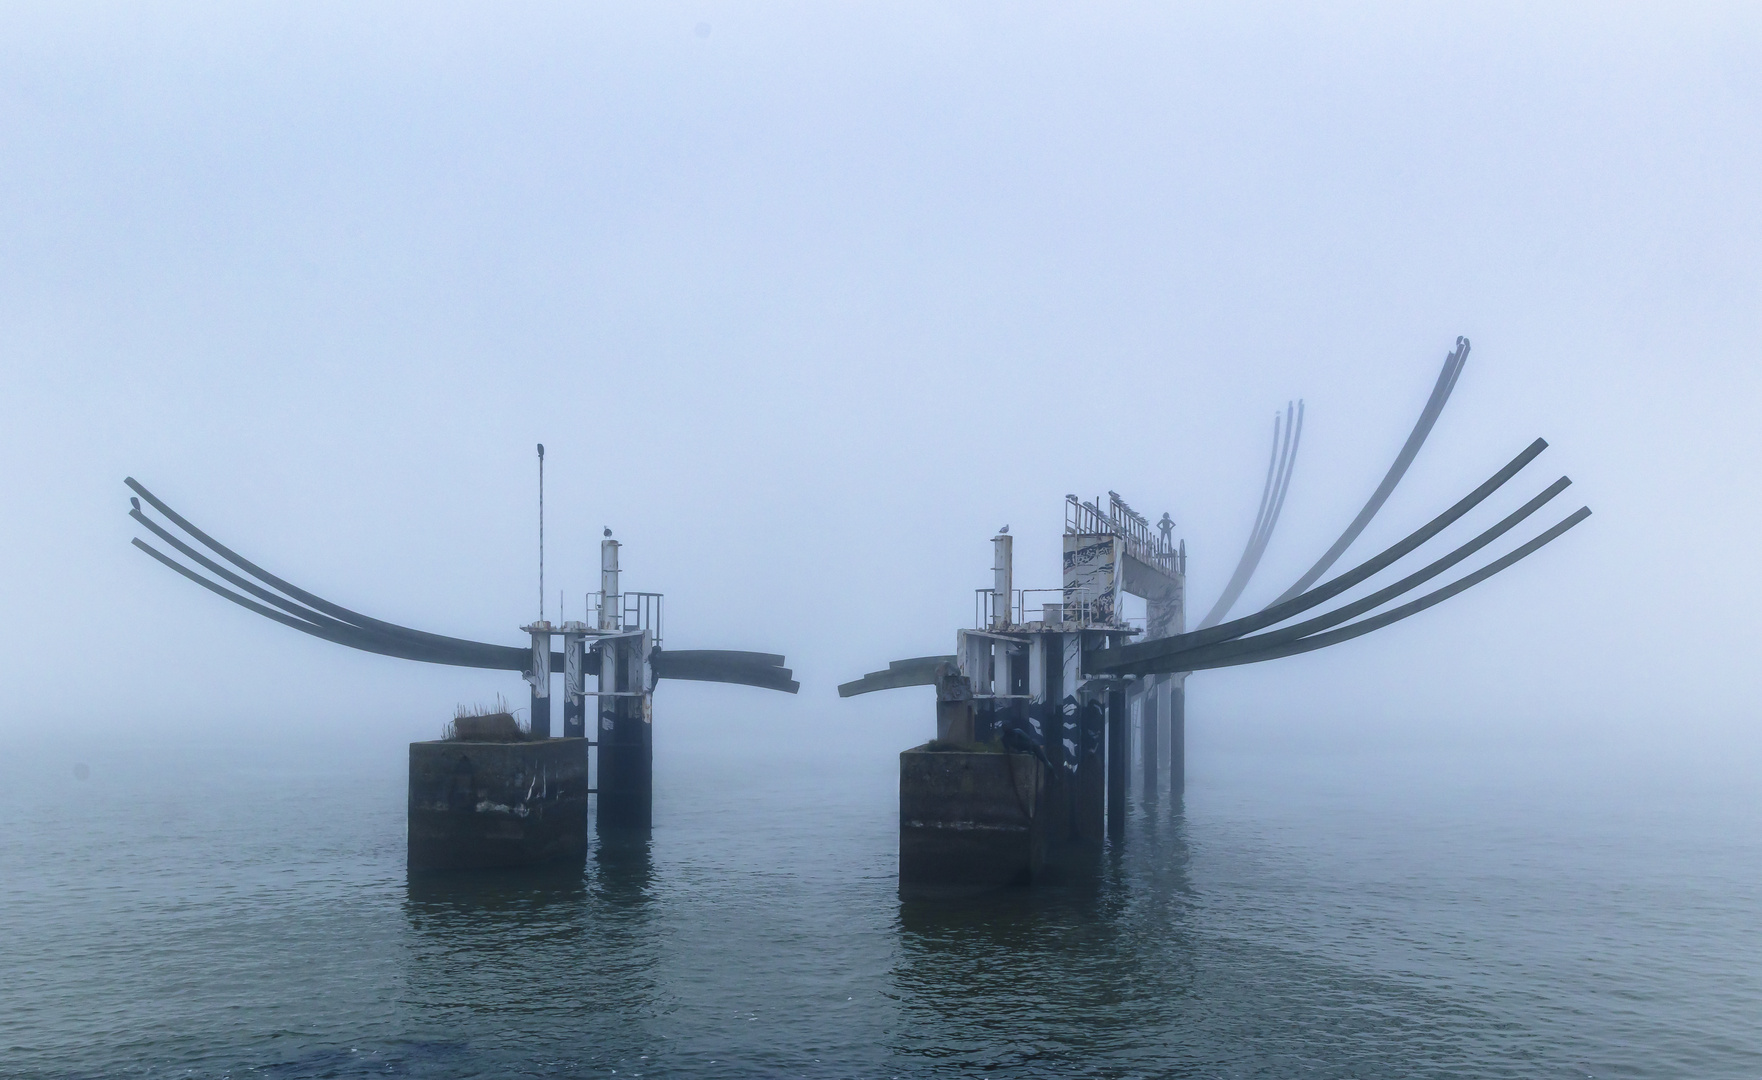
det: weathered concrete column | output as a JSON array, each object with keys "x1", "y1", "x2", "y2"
[
  {"x1": 1142, "y1": 675, "x2": 1160, "y2": 800},
  {"x1": 599, "y1": 536, "x2": 621, "y2": 630},
  {"x1": 934, "y1": 666, "x2": 976, "y2": 743},
  {"x1": 1106, "y1": 686, "x2": 1128, "y2": 840},
  {"x1": 562, "y1": 624, "x2": 587, "y2": 739},
  {"x1": 523, "y1": 621, "x2": 553, "y2": 739},
  {"x1": 1171, "y1": 675, "x2": 1187, "y2": 798},
  {"x1": 992, "y1": 532, "x2": 1013, "y2": 629}
]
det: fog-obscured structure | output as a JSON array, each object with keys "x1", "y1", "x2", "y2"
[{"x1": 2, "y1": 3, "x2": 1757, "y2": 767}]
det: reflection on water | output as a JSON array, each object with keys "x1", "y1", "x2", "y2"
[{"x1": 3, "y1": 738, "x2": 1761, "y2": 1078}]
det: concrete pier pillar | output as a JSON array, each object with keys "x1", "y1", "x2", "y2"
[
  {"x1": 1141, "y1": 676, "x2": 1160, "y2": 800},
  {"x1": 524, "y1": 622, "x2": 553, "y2": 739},
  {"x1": 562, "y1": 625, "x2": 587, "y2": 739},
  {"x1": 1106, "y1": 686, "x2": 1127, "y2": 840},
  {"x1": 1171, "y1": 676, "x2": 1186, "y2": 798},
  {"x1": 1076, "y1": 694, "x2": 1107, "y2": 845},
  {"x1": 596, "y1": 631, "x2": 653, "y2": 830}
]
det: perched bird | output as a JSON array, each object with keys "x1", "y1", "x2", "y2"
[
  {"x1": 999, "y1": 525, "x2": 1009, "y2": 534},
  {"x1": 604, "y1": 527, "x2": 612, "y2": 537}
]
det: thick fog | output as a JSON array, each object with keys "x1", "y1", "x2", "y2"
[{"x1": 2, "y1": 3, "x2": 1757, "y2": 768}]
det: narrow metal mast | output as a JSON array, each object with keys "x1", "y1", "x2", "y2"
[{"x1": 537, "y1": 442, "x2": 546, "y2": 624}]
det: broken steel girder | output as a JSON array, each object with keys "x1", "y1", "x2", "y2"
[
  {"x1": 1267, "y1": 336, "x2": 1470, "y2": 607},
  {"x1": 1092, "y1": 436, "x2": 1550, "y2": 676},
  {"x1": 1089, "y1": 478, "x2": 1585, "y2": 677},
  {"x1": 1197, "y1": 400, "x2": 1305, "y2": 629},
  {"x1": 837, "y1": 656, "x2": 957, "y2": 698},
  {"x1": 652, "y1": 650, "x2": 800, "y2": 693},
  {"x1": 127, "y1": 478, "x2": 797, "y2": 693}
]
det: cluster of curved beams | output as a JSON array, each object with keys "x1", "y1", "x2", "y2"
[
  {"x1": 1267, "y1": 336, "x2": 1471, "y2": 607},
  {"x1": 1197, "y1": 400, "x2": 1304, "y2": 629},
  {"x1": 1087, "y1": 438, "x2": 1589, "y2": 678},
  {"x1": 127, "y1": 478, "x2": 797, "y2": 693}
]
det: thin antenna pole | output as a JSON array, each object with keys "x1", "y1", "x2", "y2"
[{"x1": 537, "y1": 443, "x2": 545, "y2": 623}]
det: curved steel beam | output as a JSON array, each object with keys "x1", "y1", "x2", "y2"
[
  {"x1": 1090, "y1": 437, "x2": 1548, "y2": 673},
  {"x1": 1198, "y1": 400, "x2": 1305, "y2": 628},
  {"x1": 1096, "y1": 476, "x2": 1574, "y2": 676},
  {"x1": 1182, "y1": 506, "x2": 1591, "y2": 672},
  {"x1": 131, "y1": 481, "x2": 797, "y2": 691},
  {"x1": 127, "y1": 478, "x2": 501, "y2": 658},
  {"x1": 133, "y1": 538, "x2": 523, "y2": 669},
  {"x1": 130, "y1": 507, "x2": 523, "y2": 669},
  {"x1": 651, "y1": 650, "x2": 798, "y2": 693},
  {"x1": 838, "y1": 655, "x2": 956, "y2": 697},
  {"x1": 1268, "y1": 337, "x2": 1470, "y2": 607}
]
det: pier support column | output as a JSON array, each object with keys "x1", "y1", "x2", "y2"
[
  {"x1": 523, "y1": 622, "x2": 553, "y2": 739},
  {"x1": 562, "y1": 626, "x2": 587, "y2": 739},
  {"x1": 1142, "y1": 676, "x2": 1160, "y2": 801},
  {"x1": 1106, "y1": 686, "x2": 1127, "y2": 840},
  {"x1": 596, "y1": 631, "x2": 653, "y2": 831},
  {"x1": 1171, "y1": 675, "x2": 1186, "y2": 798},
  {"x1": 1076, "y1": 693, "x2": 1107, "y2": 845}
]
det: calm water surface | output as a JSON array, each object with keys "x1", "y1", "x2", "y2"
[{"x1": 2, "y1": 726, "x2": 1758, "y2": 1079}]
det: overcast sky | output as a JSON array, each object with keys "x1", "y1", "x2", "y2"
[{"x1": 2, "y1": 3, "x2": 1757, "y2": 765}]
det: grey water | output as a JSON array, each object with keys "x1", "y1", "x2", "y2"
[{"x1": 3, "y1": 728, "x2": 1760, "y2": 1079}]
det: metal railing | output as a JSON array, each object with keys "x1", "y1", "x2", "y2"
[
  {"x1": 1064, "y1": 492, "x2": 1185, "y2": 576},
  {"x1": 587, "y1": 591, "x2": 664, "y2": 646},
  {"x1": 975, "y1": 586, "x2": 1125, "y2": 630}
]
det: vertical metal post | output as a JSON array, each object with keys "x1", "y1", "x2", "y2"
[{"x1": 1106, "y1": 685, "x2": 1127, "y2": 840}]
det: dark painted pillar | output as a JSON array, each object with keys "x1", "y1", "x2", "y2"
[
  {"x1": 1141, "y1": 677, "x2": 1160, "y2": 801},
  {"x1": 1076, "y1": 695, "x2": 1107, "y2": 845},
  {"x1": 1170, "y1": 678, "x2": 1186, "y2": 798},
  {"x1": 597, "y1": 636, "x2": 653, "y2": 830},
  {"x1": 1106, "y1": 687, "x2": 1127, "y2": 840},
  {"x1": 562, "y1": 632, "x2": 586, "y2": 739},
  {"x1": 1037, "y1": 634, "x2": 1071, "y2": 853},
  {"x1": 530, "y1": 684, "x2": 551, "y2": 740}
]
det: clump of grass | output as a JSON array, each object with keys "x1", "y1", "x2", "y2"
[{"x1": 443, "y1": 693, "x2": 527, "y2": 742}]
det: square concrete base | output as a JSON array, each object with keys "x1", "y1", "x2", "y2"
[
  {"x1": 899, "y1": 746, "x2": 1044, "y2": 900},
  {"x1": 408, "y1": 738, "x2": 589, "y2": 871}
]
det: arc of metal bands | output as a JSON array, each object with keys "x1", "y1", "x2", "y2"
[
  {"x1": 130, "y1": 481, "x2": 799, "y2": 692},
  {"x1": 126, "y1": 478, "x2": 497, "y2": 659},
  {"x1": 1098, "y1": 476, "x2": 1574, "y2": 677},
  {"x1": 133, "y1": 539, "x2": 519, "y2": 669},
  {"x1": 1198, "y1": 399, "x2": 1305, "y2": 628},
  {"x1": 1269, "y1": 337, "x2": 1469, "y2": 607},
  {"x1": 130, "y1": 508, "x2": 524, "y2": 669},
  {"x1": 1092, "y1": 436, "x2": 1548, "y2": 673},
  {"x1": 1181, "y1": 506, "x2": 1590, "y2": 672}
]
